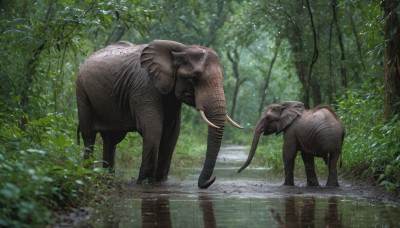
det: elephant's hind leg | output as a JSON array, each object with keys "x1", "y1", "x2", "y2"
[
  {"x1": 82, "y1": 131, "x2": 96, "y2": 168},
  {"x1": 77, "y1": 89, "x2": 96, "y2": 168},
  {"x1": 326, "y1": 151, "x2": 340, "y2": 187},
  {"x1": 301, "y1": 152, "x2": 319, "y2": 186},
  {"x1": 100, "y1": 131, "x2": 127, "y2": 172}
]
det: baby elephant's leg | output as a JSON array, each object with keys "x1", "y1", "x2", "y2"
[{"x1": 301, "y1": 152, "x2": 319, "y2": 186}]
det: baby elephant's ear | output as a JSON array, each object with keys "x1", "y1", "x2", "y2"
[
  {"x1": 140, "y1": 40, "x2": 185, "y2": 94},
  {"x1": 277, "y1": 101, "x2": 305, "y2": 134}
]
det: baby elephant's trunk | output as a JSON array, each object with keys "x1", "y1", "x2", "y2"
[{"x1": 238, "y1": 124, "x2": 264, "y2": 173}]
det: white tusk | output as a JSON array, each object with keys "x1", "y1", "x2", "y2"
[
  {"x1": 226, "y1": 115, "x2": 244, "y2": 129},
  {"x1": 199, "y1": 110, "x2": 220, "y2": 129}
]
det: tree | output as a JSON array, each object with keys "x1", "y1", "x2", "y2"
[
  {"x1": 227, "y1": 46, "x2": 247, "y2": 119},
  {"x1": 332, "y1": 0, "x2": 348, "y2": 89},
  {"x1": 383, "y1": 0, "x2": 400, "y2": 117},
  {"x1": 249, "y1": 37, "x2": 281, "y2": 115},
  {"x1": 0, "y1": 0, "x2": 163, "y2": 127}
]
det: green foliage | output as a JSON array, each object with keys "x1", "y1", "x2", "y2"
[
  {"x1": 337, "y1": 77, "x2": 400, "y2": 190},
  {"x1": 0, "y1": 114, "x2": 121, "y2": 227},
  {"x1": 0, "y1": 1, "x2": 163, "y2": 226},
  {"x1": 1, "y1": 0, "x2": 400, "y2": 226},
  {"x1": 0, "y1": 0, "x2": 166, "y2": 122}
]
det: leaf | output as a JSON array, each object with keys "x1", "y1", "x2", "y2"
[
  {"x1": 379, "y1": 180, "x2": 394, "y2": 191},
  {"x1": 0, "y1": 183, "x2": 20, "y2": 199},
  {"x1": 26, "y1": 149, "x2": 46, "y2": 156}
]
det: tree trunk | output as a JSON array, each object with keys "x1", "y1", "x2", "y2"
[
  {"x1": 258, "y1": 39, "x2": 281, "y2": 114},
  {"x1": 349, "y1": 11, "x2": 365, "y2": 71},
  {"x1": 383, "y1": 0, "x2": 400, "y2": 117},
  {"x1": 328, "y1": 21, "x2": 335, "y2": 104},
  {"x1": 311, "y1": 77, "x2": 322, "y2": 106},
  {"x1": 282, "y1": 5, "x2": 311, "y2": 108},
  {"x1": 332, "y1": 0, "x2": 347, "y2": 89},
  {"x1": 227, "y1": 47, "x2": 246, "y2": 119},
  {"x1": 306, "y1": 0, "x2": 319, "y2": 108}
]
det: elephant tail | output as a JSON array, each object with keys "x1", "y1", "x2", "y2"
[
  {"x1": 77, "y1": 125, "x2": 81, "y2": 146},
  {"x1": 339, "y1": 127, "x2": 345, "y2": 169}
]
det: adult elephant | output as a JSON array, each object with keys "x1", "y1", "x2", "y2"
[
  {"x1": 238, "y1": 101, "x2": 345, "y2": 187},
  {"x1": 76, "y1": 40, "x2": 242, "y2": 188}
]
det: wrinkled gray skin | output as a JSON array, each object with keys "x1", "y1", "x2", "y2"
[
  {"x1": 238, "y1": 101, "x2": 345, "y2": 187},
  {"x1": 76, "y1": 40, "x2": 238, "y2": 188}
]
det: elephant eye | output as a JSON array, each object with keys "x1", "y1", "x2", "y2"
[
  {"x1": 182, "y1": 71, "x2": 200, "y2": 79},
  {"x1": 266, "y1": 115, "x2": 277, "y2": 122},
  {"x1": 182, "y1": 72, "x2": 200, "y2": 85}
]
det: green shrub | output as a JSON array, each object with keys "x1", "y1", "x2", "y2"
[
  {"x1": 0, "y1": 114, "x2": 120, "y2": 227},
  {"x1": 337, "y1": 78, "x2": 400, "y2": 190}
]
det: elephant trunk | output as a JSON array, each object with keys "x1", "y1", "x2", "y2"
[
  {"x1": 197, "y1": 103, "x2": 226, "y2": 189},
  {"x1": 238, "y1": 120, "x2": 264, "y2": 173}
]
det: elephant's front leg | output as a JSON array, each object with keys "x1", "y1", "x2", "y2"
[
  {"x1": 301, "y1": 152, "x2": 319, "y2": 186},
  {"x1": 282, "y1": 139, "x2": 298, "y2": 186},
  {"x1": 156, "y1": 114, "x2": 181, "y2": 182},
  {"x1": 137, "y1": 123, "x2": 163, "y2": 184}
]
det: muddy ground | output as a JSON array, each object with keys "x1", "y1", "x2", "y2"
[{"x1": 120, "y1": 177, "x2": 400, "y2": 206}]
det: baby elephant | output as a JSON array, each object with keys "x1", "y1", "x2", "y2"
[{"x1": 238, "y1": 101, "x2": 345, "y2": 187}]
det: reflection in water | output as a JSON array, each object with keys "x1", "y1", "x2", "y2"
[
  {"x1": 80, "y1": 195, "x2": 400, "y2": 227},
  {"x1": 324, "y1": 197, "x2": 342, "y2": 227},
  {"x1": 141, "y1": 198, "x2": 171, "y2": 228},
  {"x1": 139, "y1": 196, "x2": 217, "y2": 227},
  {"x1": 139, "y1": 196, "x2": 345, "y2": 227},
  {"x1": 270, "y1": 197, "x2": 342, "y2": 227},
  {"x1": 199, "y1": 196, "x2": 217, "y2": 228}
]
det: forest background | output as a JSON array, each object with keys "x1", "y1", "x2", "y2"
[{"x1": 1, "y1": 0, "x2": 400, "y2": 226}]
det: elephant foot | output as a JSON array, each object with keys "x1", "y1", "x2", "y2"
[
  {"x1": 307, "y1": 181, "x2": 320, "y2": 187},
  {"x1": 284, "y1": 172, "x2": 294, "y2": 186},
  {"x1": 326, "y1": 180, "x2": 339, "y2": 187},
  {"x1": 283, "y1": 180, "x2": 294, "y2": 186},
  {"x1": 307, "y1": 178, "x2": 319, "y2": 187},
  {"x1": 155, "y1": 175, "x2": 168, "y2": 182},
  {"x1": 137, "y1": 176, "x2": 153, "y2": 185}
]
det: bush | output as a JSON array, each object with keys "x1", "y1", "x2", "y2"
[
  {"x1": 0, "y1": 114, "x2": 120, "y2": 227},
  {"x1": 337, "y1": 78, "x2": 400, "y2": 190}
]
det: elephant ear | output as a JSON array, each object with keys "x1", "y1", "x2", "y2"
[
  {"x1": 140, "y1": 40, "x2": 185, "y2": 94},
  {"x1": 277, "y1": 101, "x2": 305, "y2": 134}
]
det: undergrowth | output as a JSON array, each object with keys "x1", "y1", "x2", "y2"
[
  {"x1": 0, "y1": 114, "x2": 121, "y2": 227},
  {"x1": 336, "y1": 78, "x2": 400, "y2": 190}
]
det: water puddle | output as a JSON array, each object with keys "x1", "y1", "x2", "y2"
[
  {"x1": 77, "y1": 146, "x2": 400, "y2": 227},
  {"x1": 80, "y1": 196, "x2": 399, "y2": 227}
]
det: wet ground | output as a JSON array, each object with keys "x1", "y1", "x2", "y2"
[{"x1": 75, "y1": 146, "x2": 400, "y2": 227}]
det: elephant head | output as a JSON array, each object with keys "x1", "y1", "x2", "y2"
[
  {"x1": 140, "y1": 40, "x2": 242, "y2": 188},
  {"x1": 238, "y1": 101, "x2": 304, "y2": 173}
]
